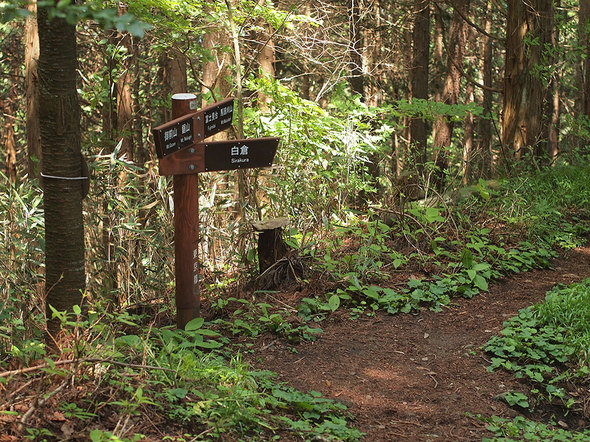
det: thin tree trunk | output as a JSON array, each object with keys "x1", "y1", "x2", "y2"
[
  {"x1": 578, "y1": 0, "x2": 590, "y2": 154},
  {"x1": 478, "y1": 1, "x2": 494, "y2": 177},
  {"x1": 25, "y1": 0, "x2": 41, "y2": 179},
  {"x1": 2, "y1": 98, "x2": 17, "y2": 183},
  {"x1": 409, "y1": 0, "x2": 430, "y2": 176},
  {"x1": 432, "y1": 0, "x2": 471, "y2": 190},
  {"x1": 116, "y1": 3, "x2": 135, "y2": 163},
  {"x1": 256, "y1": 0, "x2": 275, "y2": 112},
  {"x1": 38, "y1": 2, "x2": 85, "y2": 343},
  {"x1": 547, "y1": 0, "x2": 559, "y2": 164},
  {"x1": 348, "y1": 0, "x2": 364, "y2": 99},
  {"x1": 462, "y1": 25, "x2": 477, "y2": 184}
]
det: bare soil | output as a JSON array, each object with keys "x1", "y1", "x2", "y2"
[{"x1": 251, "y1": 246, "x2": 590, "y2": 441}]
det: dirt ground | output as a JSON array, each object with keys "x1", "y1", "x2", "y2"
[{"x1": 251, "y1": 246, "x2": 590, "y2": 441}]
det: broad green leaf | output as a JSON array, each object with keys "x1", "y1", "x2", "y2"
[
  {"x1": 473, "y1": 275, "x2": 488, "y2": 291},
  {"x1": 328, "y1": 294, "x2": 340, "y2": 312},
  {"x1": 461, "y1": 248, "x2": 473, "y2": 268},
  {"x1": 185, "y1": 317, "x2": 205, "y2": 331}
]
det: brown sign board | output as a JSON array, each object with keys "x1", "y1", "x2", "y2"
[
  {"x1": 152, "y1": 114, "x2": 196, "y2": 158},
  {"x1": 204, "y1": 137, "x2": 279, "y2": 172},
  {"x1": 158, "y1": 137, "x2": 279, "y2": 176},
  {"x1": 152, "y1": 98, "x2": 235, "y2": 158},
  {"x1": 201, "y1": 97, "x2": 234, "y2": 139}
]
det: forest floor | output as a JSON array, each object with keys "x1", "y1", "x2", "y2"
[{"x1": 248, "y1": 245, "x2": 590, "y2": 441}]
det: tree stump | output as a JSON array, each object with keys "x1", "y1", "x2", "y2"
[{"x1": 252, "y1": 217, "x2": 289, "y2": 274}]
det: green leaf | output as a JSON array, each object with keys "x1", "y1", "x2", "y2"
[
  {"x1": 72, "y1": 305, "x2": 81, "y2": 315},
  {"x1": 473, "y1": 275, "x2": 488, "y2": 291},
  {"x1": 328, "y1": 294, "x2": 340, "y2": 312},
  {"x1": 185, "y1": 317, "x2": 205, "y2": 331},
  {"x1": 461, "y1": 248, "x2": 473, "y2": 268}
]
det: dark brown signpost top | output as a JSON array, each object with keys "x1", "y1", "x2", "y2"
[{"x1": 152, "y1": 97, "x2": 235, "y2": 158}]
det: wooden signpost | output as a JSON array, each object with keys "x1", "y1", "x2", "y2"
[{"x1": 152, "y1": 94, "x2": 279, "y2": 329}]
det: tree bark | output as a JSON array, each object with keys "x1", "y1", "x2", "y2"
[
  {"x1": 159, "y1": 49, "x2": 188, "y2": 123},
  {"x1": 578, "y1": 0, "x2": 590, "y2": 154},
  {"x1": 2, "y1": 98, "x2": 17, "y2": 183},
  {"x1": 116, "y1": 2, "x2": 135, "y2": 163},
  {"x1": 501, "y1": 0, "x2": 553, "y2": 165},
  {"x1": 461, "y1": 24, "x2": 477, "y2": 185},
  {"x1": 256, "y1": 0, "x2": 276, "y2": 112},
  {"x1": 25, "y1": 0, "x2": 41, "y2": 179},
  {"x1": 408, "y1": 0, "x2": 430, "y2": 175},
  {"x1": 38, "y1": 2, "x2": 85, "y2": 343},
  {"x1": 432, "y1": 0, "x2": 471, "y2": 190},
  {"x1": 478, "y1": 1, "x2": 494, "y2": 177},
  {"x1": 348, "y1": 0, "x2": 364, "y2": 99}
]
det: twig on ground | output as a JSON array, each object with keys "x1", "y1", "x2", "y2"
[
  {"x1": 0, "y1": 357, "x2": 175, "y2": 379},
  {"x1": 19, "y1": 379, "x2": 69, "y2": 429}
]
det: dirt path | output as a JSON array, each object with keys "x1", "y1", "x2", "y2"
[{"x1": 253, "y1": 247, "x2": 590, "y2": 441}]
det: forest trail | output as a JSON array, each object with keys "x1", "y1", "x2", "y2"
[{"x1": 252, "y1": 246, "x2": 590, "y2": 441}]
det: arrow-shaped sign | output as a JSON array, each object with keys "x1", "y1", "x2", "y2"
[
  {"x1": 152, "y1": 98, "x2": 234, "y2": 158},
  {"x1": 158, "y1": 137, "x2": 280, "y2": 176}
]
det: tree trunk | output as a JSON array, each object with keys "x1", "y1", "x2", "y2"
[
  {"x1": 408, "y1": 0, "x2": 430, "y2": 176},
  {"x1": 365, "y1": 0, "x2": 383, "y2": 107},
  {"x1": 462, "y1": 25, "x2": 477, "y2": 185},
  {"x1": 546, "y1": 0, "x2": 559, "y2": 164},
  {"x1": 348, "y1": 0, "x2": 364, "y2": 99},
  {"x1": 38, "y1": 2, "x2": 85, "y2": 343},
  {"x1": 25, "y1": 0, "x2": 41, "y2": 179},
  {"x1": 478, "y1": 1, "x2": 494, "y2": 177},
  {"x1": 2, "y1": 98, "x2": 17, "y2": 183},
  {"x1": 116, "y1": 2, "x2": 135, "y2": 163},
  {"x1": 159, "y1": 49, "x2": 188, "y2": 123},
  {"x1": 501, "y1": 0, "x2": 553, "y2": 165},
  {"x1": 256, "y1": 0, "x2": 275, "y2": 112},
  {"x1": 432, "y1": 0, "x2": 471, "y2": 190},
  {"x1": 578, "y1": 0, "x2": 590, "y2": 154}
]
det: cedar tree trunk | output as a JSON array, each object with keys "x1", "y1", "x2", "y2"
[{"x1": 38, "y1": 2, "x2": 85, "y2": 342}]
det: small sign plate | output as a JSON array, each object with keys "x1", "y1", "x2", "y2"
[
  {"x1": 152, "y1": 114, "x2": 196, "y2": 158},
  {"x1": 204, "y1": 137, "x2": 279, "y2": 172},
  {"x1": 152, "y1": 97, "x2": 235, "y2": 158},
  {"x1": 199, "y1": 97, "x2": 235, "y2": 139}
]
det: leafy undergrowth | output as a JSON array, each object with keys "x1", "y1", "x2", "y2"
[
  {"x1": 2, "y1": 162, "x2": 590, "y2": 440},
  {"x1": 277, "y1": 163, "x2": 590, "y2": 328},
  {"x1": 0, "y1": 311, "x2": 363, "y2": 441},
  {"x1": 482, "y1": 278, "x2": 590, "y2": 440}
]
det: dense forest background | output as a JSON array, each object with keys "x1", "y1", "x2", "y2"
[
  {"x1": 3, "y1": 0, "x2": 590, "y2": 315},
  {"x1": 2, "y1": 0, "x2": 590, "y2": 440}
]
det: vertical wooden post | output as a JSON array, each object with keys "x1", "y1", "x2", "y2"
[{"x1": 172, "y1": 93, "x2": 200, "y2": 329}]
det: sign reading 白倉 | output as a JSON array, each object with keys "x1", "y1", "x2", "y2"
[{"x1": 204, "y1": 138, "x2": 279, "y2": 172}]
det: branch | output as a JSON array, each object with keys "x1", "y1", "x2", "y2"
[
  {"x1": 446, "y1": 0, "x2": 504, "y2": 42},
  {"x1": 0, "y1": 357, "x2": 175, "y2": 378},
  {"x1": 434, "y1": 2, "x2": 503, "y2": 94}
]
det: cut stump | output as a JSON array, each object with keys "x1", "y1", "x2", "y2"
[{"x1": 252, "y1": 217, "x2": 290, "y2": 274}]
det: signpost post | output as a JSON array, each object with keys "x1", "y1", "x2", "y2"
[
  {"x1": 170, "y1": 94, "x2": 200, "y2": 330},
  {"x1": 153, "y1": 94, "x2": 279, "y2": 329}
]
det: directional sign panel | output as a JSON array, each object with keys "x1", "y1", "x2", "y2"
[
  {"x1": 152, "y1": 97, "x2": 235, "y2": 158},
  {"x1": 199, "y1": 97, "x2": 234, "y2": 139},
  {"x1": 204, "y1": 137, "x2": 279, "y2": 172},
  {"x1": 152, "y1": 114, "x2": 196, "y2": 158},
  {"x1": 157, "y1": 137, "x2": 279, "y2": 176}
]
